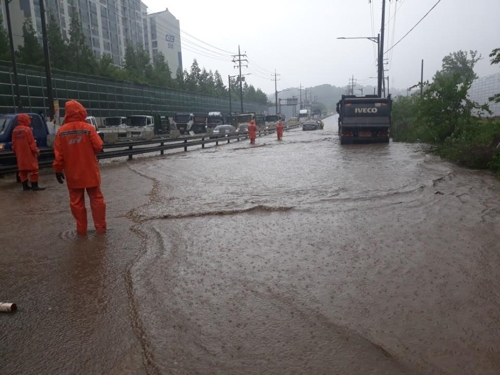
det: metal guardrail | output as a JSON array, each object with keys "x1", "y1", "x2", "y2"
[{"x1": 0, "y1": 124, "x2": 301, "y2": 177}]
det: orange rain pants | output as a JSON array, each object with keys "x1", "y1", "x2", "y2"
[
  {"x1": 18, "y1": 170, "x2": 39, "y2": 183},
  {"x1": 69, "y1": 186, "x2": 106, "y2": 235}
]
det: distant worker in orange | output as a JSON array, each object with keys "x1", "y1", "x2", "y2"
[
  {"x1": 276, "y1": 119, "x2": 284, "y2": 141},
  {"x1": 248, "y1": 117, "x2": 257, "y2": 145},
  {"x1": 53, "y1": 100, "x2": 106, "y2": 235},
  {"x1": 12, "y1": 113, "x2": 45, "y2": 191}
]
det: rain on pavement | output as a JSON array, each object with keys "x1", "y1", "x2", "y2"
[{"x1": 1, "y1": 116, "x2": 500, "y2": 374}]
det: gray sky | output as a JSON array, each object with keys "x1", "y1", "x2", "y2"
[{"x1": 144, "y1": 0, "x2": 500, "y2": 94}]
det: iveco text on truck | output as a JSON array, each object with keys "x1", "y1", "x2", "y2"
[{"x1": 336, "y1": 95, "x2": 391, "y2": 144}]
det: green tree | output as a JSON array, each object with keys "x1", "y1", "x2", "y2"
[
  {"x1": 151, "y1": 52, "x2": 172, "y2": 87},
  {"x1": 17, "y1": 19, "x2": 44, "y2": 66},
  {"x1": 489, "y1": 48, "x2": 500, "y2": 104},
  {"x1": 175, "y1": 68, "x2": 184, "y2": 90},
  {"x1": 124, "y1": 44, "x2": 153, "y2": 82},
  {"x1": 68, "y1": 10, "x2": 97, "y2": 74},
  {"x1": 185, "y1": 59, "x2": 201, "y2": 92},
  {"x1": 213, "y1": 70, "x2": 226, "y2": 97},
  {"x1": 0, "y1": 19, "x2": 10, "y2": 61},
  {"x1": 98, "y1": 53, "x2": 117, "y2": 77},
  {"x1": 436, "y1": 50, "x2": 481, "y2": 84},
  {"x1": 47, "y1": 13, "x2": 69, "y2": 70}
]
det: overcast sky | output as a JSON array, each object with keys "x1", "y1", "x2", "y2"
[{"x1": 143, "y1": 0, "x2": 500, "y2": 94}]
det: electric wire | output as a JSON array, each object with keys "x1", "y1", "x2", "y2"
[{"x1": 385, "y1": 0, "x2": 442, "y2": 54}]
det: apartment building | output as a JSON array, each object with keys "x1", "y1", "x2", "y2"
[{"x1": 3, "y1": 0, "x2": 181, "y2": 76}]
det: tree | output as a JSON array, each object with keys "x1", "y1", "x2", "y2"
[
  {"x1": 0, "y1": 19, "x2": 10, "y2": 61},
  {"x1": 17, "y1": 19, "x2": 44, "y2": 66},
  {"x1": 213, "y1": 70, "x2": 226, "y2": 97},
  {"x1": 151, "y1": 52, "x2": 172, "y2": 87},
  {"x1": 436, "y1": 50, "x2": 481, "y2": 84},
  {"x1": 175, "y1": 68, "x2": 184, "y2": 90},
  {"x1": 47, "y1": 13, "x2": 69, "y2": 70},
  {"x1": 124, "y1": 44, "x2": 154, "y2": 82},
  {"x1": 185, "y1": 59, "x2": 201, "y2": 92},
  {"x1": 489, "y1": 48, "x2": 500, "y2": 104},
  {"x1": 68, "y1": 10, "x2": 97, "y2": 74},
  {"x1": 98, "y1": 53, "x2": 117, "y2": 77},
  {"x1": 417, "y1": 51, "x2": 489, "y2": 142}
]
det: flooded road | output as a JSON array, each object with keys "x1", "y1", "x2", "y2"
[{"x1": 1, "y1": 115, "x2": 500, "y2": 374}]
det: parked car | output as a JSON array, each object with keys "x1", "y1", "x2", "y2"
[
  {"x1": 0, "y1": 113, "x2": 49, "y2": 151},
  {"x1": 210, "y1": 124, "x2": 235, "y2": 138},
  {"x1": 302, "y1": 120, "x2": 320, "y2": 131}
]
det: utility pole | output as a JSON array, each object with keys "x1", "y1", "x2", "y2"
[
  {"x1": 4, "y1": 0, "x2": 22, "y2": 111},
  {"x1": 357, "y1": 88, "x2": 364, "y2": 96},
  {"x1": 386, "y1": 76, "x2": 390, "y2": 97},
  {"x1": 349, "y1": 75, "x2": 357, "y2": 95},
  {"x1": 39, "y1": 0, "x2": 54, "y2": 119},
  {"x1": 228, "y1": 75, "x2": 232, "y2": 115},
  {"x1": 420, "y1": 59, "x2": 424, "y2": 96},
  {"x1": 299, "y1": 84, "x2": 302, "y2": 109},
  {"x1": 378, "y1": 0, "x2": 387, "y2": 97},
  {"x1": 232, "y1": 45, "x2": 248, "y2": 113},
  {"x1": 272, "y1": 69, "x2": 281, "y2": 115}
]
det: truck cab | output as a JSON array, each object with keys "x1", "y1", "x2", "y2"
[
  {"x1": 173, "y1": 113, "x2": 194, "y2": 135},
  {"x1": 207, "y1": 112, "x2": 226, "y2": 130},
  {"x1": 0, "y1": 113, "x2": 49, "y2": 151},
  {"x1": 103, "y1": 116, "x2": 127, "y2": 128}
]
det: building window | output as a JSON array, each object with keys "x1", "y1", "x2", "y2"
[{"x1": 152, "y1": 41, "x2": 157, "y2": 48}]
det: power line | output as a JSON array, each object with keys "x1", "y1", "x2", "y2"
[
  {"x1": 153, "y1": 19, "x2": 233, "y2": 58},
  {"x1": 389, "y1": 0, "x2": 399, "y2": 70},
  {"x1": 385, "y1": 0, "x2": 442, "y2": 54},
  {"x1": 383, "y1": 0, "x2": 407, "y2": 27}
]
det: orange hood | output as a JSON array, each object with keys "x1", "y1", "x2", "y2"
[
  {"x1": 17, "y1": 113, "x2": 31, "y2": 127},
  {"x1": 64, "y1": 100, "x2": 88, "y2": 123}
]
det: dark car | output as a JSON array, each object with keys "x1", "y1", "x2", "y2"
[
  {"x1": 210, "y1": 124, "x2": 236, "y2": 138},
  {"x1": 302, "y1": 120, "x2": 320, "y2": 131},
  {"x1": 236, "y1": 124, "x2": 249, "y2": 133},
  {"x1": 0, "y1": 113, "x2": 49, "y2": 151}
]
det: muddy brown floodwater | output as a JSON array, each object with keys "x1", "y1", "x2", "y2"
[{"x1": 1, "y1": 116, "x2": 500, "y2": 375}]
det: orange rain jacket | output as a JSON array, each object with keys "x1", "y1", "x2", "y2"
[
  {"x1": 276, "y1": 121, "x2": 284, "y2": 137},
  {"x1": 53, "y1": 100, "x2": 104, "y2": 189},
  {"x1": 248, "y1": 120, "x2": 257, "y2": 139},
  {"x1": 12, "y1": 114, "x2": 40, "y2": 171}
]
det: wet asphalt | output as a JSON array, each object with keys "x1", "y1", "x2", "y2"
[{"x1": 1, "y1": 116, "x2": 500, "y2": 375}]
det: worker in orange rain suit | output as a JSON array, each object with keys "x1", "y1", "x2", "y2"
[
  {"x1": 248, "y1": 118, "x2": 257, "y2": 145},
  {"x1": 276, "y1": 120, "x2": 284, "y2": 141},
  {"x1": 12, "y1": 113, "x2": 45, "y2": 191},
  {"x1": 53, "y1": 100, "x2": 106, "y2": 235}
]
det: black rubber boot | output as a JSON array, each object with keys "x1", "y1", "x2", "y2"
[
  {"x1": 31, "y1": 181, "x2": 45, "y2": 191},
  {"x1": 22, "y1": 180, "x2": 31, "y2": 191}
]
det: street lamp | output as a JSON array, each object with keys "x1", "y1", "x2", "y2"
[{"x1": 337, "y1": 34, "x2": 382, "y2": 97}]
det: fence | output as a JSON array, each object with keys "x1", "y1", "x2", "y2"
[{"x1": 0, "y1": 62, "x2": 267, "y2": 118}]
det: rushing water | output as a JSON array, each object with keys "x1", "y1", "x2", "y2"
[{"x1": 2, "y1": 116, "x2": 500, "y2": 374}]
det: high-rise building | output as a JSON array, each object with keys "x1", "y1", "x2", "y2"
[
  {"x1": 144, "y1": 8, "x2": 182, "y2": 77},
  {"x1": 3, "y1": 0, "x2": 182, "y2": 75}
]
